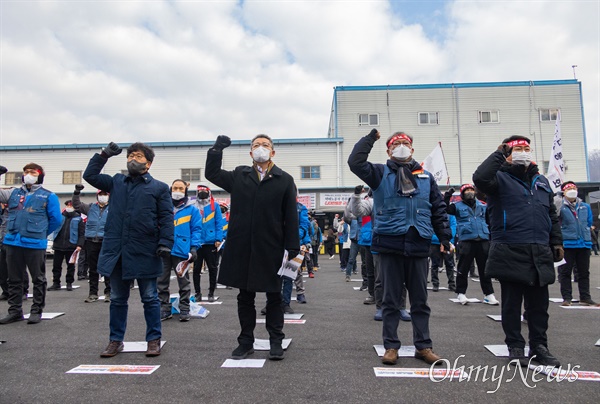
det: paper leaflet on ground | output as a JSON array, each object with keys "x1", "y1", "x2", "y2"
[
  {"x1": 175, "y1": 254, "x2": 192, "y2": 278},
  {"x1": 374, "y1": 367, "x2": 467, "y2": 379},
  {"x1": 253, "y1": 338, "x2": 292, "y2": 351},
  {"x1": 353, "y1": 287, "x2": 362, "y2": 291},
  {"x1": 256, "y1": 318, "x2": 306, "y2": 324},
  {"x1": 560, "y1": 305, "x2": 600, "y2": 310},
  {"x1": 527, "y1": 364, "x2": 600, "y2": 381},
  {"x1": 427, "y1": 286, "x2": 448, "y2": 290},
  {"x1": 68, "y1": 250, "x2": 80, "y2": 265},
  {"x1": 486, "y1": 315, "x2": 525, "y2": 322},
  {"x1": 549, "y1": 298, "x2": 579, "y2": 303},
  {"x1": 350, "y1": 279, "x2": 363, "y2": 282},
  {"x1": 61, "y1": 285, "x2": 81, "y2": 289},
  {"x1": 485, "y1": 345, "x2": 530, "y2": 357},
  {"x1": 283, "y1": 313, "x2": 304, "y2": 320},
  {"x1": 595, "y1": 339, "x2": 600, "y2": 347},
  {"x1": 277, "y1": 250, "x2": 304, "y2": 280},
  {"x1": 24, "y1": 312, "x2": 65, "y2": 320},
  {"x1": 189, "y1": 302, "x2": 210, "y2": 318},
  {"x1": 449, "y1": 298, "x2": 481, "y2": 303},
  {"x1": 122, "y1": 341, "x2": 167, "y2": 352},
  {"x1": 221, "y1": 359, "x2": 265, "y2": 368},
  {"x1": 373, "y1": 345, "x2": 418, "y2": 357},
  {"x1": 67, "y1": 365, "x2": 160, "y2": 375}
]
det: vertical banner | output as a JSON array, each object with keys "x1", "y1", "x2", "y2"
[
  {"x1": 421, "y1": 142, "x2": 449, "y2": 185},
  {"x1": 297, "y1": 193, "x2": 316, "y2": 209},
  {"x1": 546, "y1": 111, "x2": 565, "y2": 193}
]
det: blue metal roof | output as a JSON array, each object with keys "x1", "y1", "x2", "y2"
[
  {"x1": 334, "y1": 79, "x2": 579, "y2": 92},
  {"x1": 0, "y1": 137, "x2": 343, "y2": 151}
]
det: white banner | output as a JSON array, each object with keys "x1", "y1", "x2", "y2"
[
  {"x1": 297, "y1": 193, "x2": 316, "y2": 209},
  {"x1": 421, "y1": 142, "x2": 449, "y2": 185},
  {"x1": 319, "y1": 193, "x2": 353, "y2": 207},
  {"x1": 546, "y1": 112, "x2": 565, "y2": 193}
]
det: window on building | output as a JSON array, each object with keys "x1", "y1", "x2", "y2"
[
  {"x1": 181, "y1": 168, "x2": 201, "y2": 182},
  {"x1": 63, "y1": 171, "x2": 82, "y2": 184},
  {"x1": 301, "y1": 166, "x2": 320, "y2": 179},
  {"x1": 359, "y1": 113, "x2": 379, "y2": 126},
  {"x1": 4, "y1": 172, "x2": 22, "y2": 186},
  {"x1": 478, "y1": 110, "x2": 500, "y2": 124},
  {"x1": 539, "y1": 108, "x2": 560, "y2": 122},
  {"x1": 418, "y1": 112, "x2": 439, "y2": 125}
]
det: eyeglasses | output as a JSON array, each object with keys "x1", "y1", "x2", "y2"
[
  {"x1": 251, "y1": 142, "x2": 272, "y2": 150},
  {"x1": 127, "y1": 152, "x2": 147, "y2": 161}
]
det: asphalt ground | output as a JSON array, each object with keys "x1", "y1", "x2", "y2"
[{"x1": 0, "y1": 255, "x2": 599, "y2": 404}]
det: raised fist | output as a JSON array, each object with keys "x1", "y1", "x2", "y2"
[
  {"x1": 367, "y1": 128, "x2": 380, "y2": 141},
  {"x1": 212, "y1": 135, "x2": 231, "y2": 152},
  {"x1": 497, "y1": 143, "x2": 512, "y2": 158},
  {"x1": 102, "y1": 142, "x2": 122, "y2": 158},
  {"x1": 354, "y1": 185, "x2": 364, "y2": 195},
  {"x1": 0, "y1": 166, "x2": 7, "y2": 176}
]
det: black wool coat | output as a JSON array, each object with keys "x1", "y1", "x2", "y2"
[{"x1": 205, "y1": 149, "x2": 300, "y2": 293}]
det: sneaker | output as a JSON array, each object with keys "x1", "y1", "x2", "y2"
[
  {"x1": 179, "y1": 312, "x2": 191, "y2": 322},
  {"x1": 415, "y1": 348, "x2": 442, "y2": 365},
  {"x1": 579, "y1": 299, "x2": 599, "y2": 306},
  {"x1": 208, "y1": 294, "x2": 215, "y2": 303},
  {"x1": 359, "y1": 284, "x2": 368, "y2": 291},
  {"x1": 528, "y1": 345, "x2": 560, "y2": 367},
  {"x1": 283, "y1": 305, "x2": 294, "y2": 314},
  {"x1": 47, "y1": 284, "x2": 61, "y2": 291},
  {"x1": 231, "y1": 344, "x2": 254, "y2": 360},
  {"x1": 194, "y1": 292, "x2": 202, "y2": 302},
  {"x1": 352, "y1": 271, "x2": 358, "y2": 275},
  {"x1": 100, "y1": 341, "x2": 124, "y2": 358},
  {"x1": 560, "y1": 300, "x2": 572, "y2": 307},
  {"x1": 313, "y1": 267, "x2": 319, "y2": 272},
  {"x1": 508, "y1": 346, "x2": 528, "y2": 367},
  {"x1": 382, "y1": 348, "x2": 398, "y2": 365},
  {"x1": 104, "y1": 294, "x2": 111, "y2": 303},
  {"x1": 363, "y1": 296, "x2": 375, "y2": 305},
  {"x1": 0, "y1": 312, "x2": 25, "y2": 324},
  {"x1": 66, "y1": 283, "x2": 73, "y2": 291},
  {"x1": 297, "y1": 294, "x2": 307, "y2": 304},
  {"x1": 308, "y1": 273, "x2": 314, "y2": 278},
  {"x1": 483, "y1": 294, "x2": 499, "y2": 305},
  {"x1": 374, "y1": 308, "x2": 382, "y2": 321},
  {"x1": 448, "y1": 284, "x2": 456, "y2": 292},
  {"x1": 345, "y1": 276, "x2": 350, "y2": 282},
  {"x1": 84, "y1": 295, "x2": 99, "y2": 303},
  {"x1": 27, "y1": 312, "x2": 42, "y2": 324},
  {"x1": 329, "y1": 255, "x2": 334, "y2": 259},
  {"x1": 268, "y1": 344, "x2": 284, "y2": 361},
  {"x1": 160, "y1": 310, "x2": 173, "y2": 321},
  {"x1": 457, "y1": 293, "x2": 468, "y2": 305},
  {"x1": 260, "y1": 306, "x2": 267, "y2": 315},
  {"x1": 432, "y1": 285, "x2": 439, "y2": 292},
  {"x1": 399, "y1": 309, "x2": 411, "y2": 322}
]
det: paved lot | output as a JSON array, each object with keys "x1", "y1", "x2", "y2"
[{"x1": 1, "y1": 255, "x2": 599, "y2": 403}]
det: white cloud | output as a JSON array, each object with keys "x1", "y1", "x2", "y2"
[{"x1": 0, "y1": 0, "x2": 597, "y2": 151}]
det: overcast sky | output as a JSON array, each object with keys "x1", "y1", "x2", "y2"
[{"x1": 1, "y1": 0, "x2": 598, "y2": 152}]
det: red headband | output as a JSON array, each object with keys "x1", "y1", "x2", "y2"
[
  {"x1": 561, "y1": 183, "x2": 577, "y2": 191},
  {"x1": 387, "y1": 134, "x2": 412, "y2": 148},
  {"x1": 507, "y1": 139, "x2": 529, "y2": 148},
  {"x1": 460, "y1": 184, "x2": 475, "y2": 193}
]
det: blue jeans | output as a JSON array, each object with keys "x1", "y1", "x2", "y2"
[
  {"x1": 345, "y1": 240, "x2": 360, "y2": 276},
  {"x1": 109, "y1": 259, "x2": 161, "y2": 342}
]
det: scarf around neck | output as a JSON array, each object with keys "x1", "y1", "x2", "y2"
[{"x1": 387, "y1": 159, "x2": 420, "y2": 196}]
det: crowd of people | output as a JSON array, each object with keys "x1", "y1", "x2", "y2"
[{"x1": 0, "y1": 130, "x2": 598, "y2": 368}]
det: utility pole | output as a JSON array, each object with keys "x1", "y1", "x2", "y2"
[{"x1": 572, "y1": 65, "x2": 578, "y2": 80}]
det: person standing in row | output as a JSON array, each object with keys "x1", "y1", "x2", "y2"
[
  {"x1": 72, "y1": 185, "x2": 111, "y2": 303},
  {"x1": 205, "y1": 134, "x2": 300, "y2": 361},
  {"x1": 84, "y1": 142, "x2": 173, "y2": 358},
  {"x1": 0, "y1": 163, "x2": 62, "y2": 324}
]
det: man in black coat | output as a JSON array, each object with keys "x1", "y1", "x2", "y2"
[
  {"x1": 473, "y1": 135, "x2": 563, "y2": 367},
  {"x1": 205, "y1": 134, "x2": 300, "y2": 361}
]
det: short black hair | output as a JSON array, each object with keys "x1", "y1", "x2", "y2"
[{"x1": 127, "y1": 142, "x2": 155, "y2": 162}]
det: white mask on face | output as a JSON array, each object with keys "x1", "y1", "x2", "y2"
[
  {"x1": 97, "y1": 195, "x2": 109, "y2": 204},
  {"x1": 23, "y1": 174, "x2": 37, "y2": 185},
  {"x1": 511, "y1": 151, "x2": 532, "y2": 166},
  {"x1": 65, "y1": 207, "x2": 74, "y2": 213},
  {"x1": 171, "y1": 192, "x2": 185, "y2": 200},
  {"x1": 565, "y1": 190, "x2": 578, "y2": 199},
  {"x1": 252, "y1": 146, "x2": 271, "y2": 163},
  {"x1": 391, "y1": 145, "x2": 412, "y2": 160}
]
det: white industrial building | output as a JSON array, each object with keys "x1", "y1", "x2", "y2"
[{"x1": 0, "y1": 79, "x2": 596, "y2": 220}]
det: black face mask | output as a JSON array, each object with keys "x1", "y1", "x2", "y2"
[
  {"x1": 463, "y1": 192, "x2": 475, "y2": 200},
  {"x1": 198, "y1": 191, "x2": 209, "y2": 199},
  {"x1": 127, "y1": 160, "x2": 147, "y2": 176}
]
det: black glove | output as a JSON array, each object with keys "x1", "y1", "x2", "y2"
[
  {"x1": 354, "y1": 185, "x2": 364, "y2": 195},
  {"x1": 74, "y1": 184, "x2": 85, "y2": 195},
  {"x1": 367, "y1": 128, "x2": 380, "y2": 141},
  {"x1": 497, "y1": 143, "x2": 512, "y2": 158},
  {"x1": 441, "y1": 240, "x2": 451, "y2": 253},
  {"x1": 189, "y1": 248, "x2": 198, "y2": 263},
  {"x1": 552, "y1": 245, "x2": 564, "y2": 262},
  {"x1": 0, "y1": 166, "x2": 7, "y2": 176},
  {"x1": 444, "y1": 187, "x2": 455, "y2": 200},
  {"x1": 101, "y1": 142, "x2": 122, "y2": 159},
  {"x1": 156, "y1": 245, "x2": 171, "y2": 258},
  {"x1": 212, "y1": 135, "x2": 231, "y2": 152}
]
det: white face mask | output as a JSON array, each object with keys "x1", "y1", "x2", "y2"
[
  {"x1": 65, "y1": 207, "x2": 75, "y2": 213},
  {"x1": 97, "y1": 195, "x2": 109, "y2": 204},
  {"x1": 171, "y1": 192, "x2": 185, "y2": 200},
  {"x1": 565, "y1": 190, "x2": 578, "y2": 199},
  {"x1": 511, "y1": 151, "x2": 532, "y2": 166},
  {"x1": 252, "y1": 146, "x2": 271, "y2": 163},
  {"x1": 391, "y1": 145, "x2": 412, "y2": 160},
  {"x1": 23, "y1": 174, "x2": 37, "y2": 185}
]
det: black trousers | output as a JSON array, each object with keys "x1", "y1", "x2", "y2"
[
  {"x1": 380, "y1": 254, "x2": 431, "y2": 350},
  {"x1": 237, "y1": 288, "x2": 284, "y2": 346},
  {"x1": 428, "y1": 245, "x2": 456, "y2": 289},
  {"x1": 85, "y1": 240, "x2": 110, "y2": 296},
  {"x1": 5, "y1": 246, "x2": 46, "y2": 315},
  {"x1": 193, "y1": 244, "x2": 219, "y2": 295},
  {"x1": 455, "y1": 240, "x2": 494, "y2": 295},
  {"x1": 500, "y1": 280, "x2": 549, "y2": 349},
  {"x1": 558, "y1": 248, "x2": 591, "y2": 301},
  {"x1": 0, "y1": 244, "x2": 29, "y2": 296},
  {"x1": 310, "y1": 244, "x2": 320, "y2": 268},
  {"x1": 52, "y1": 249, "x2": 76, "y2": 285}
]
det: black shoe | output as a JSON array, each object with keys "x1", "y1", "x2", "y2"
[
  {"x1": 0, "y1": 294, "x2": 8, "y2": 301},
  {"x1": 448, "y1": 285, "x2": 456, "y2": 292},
  {"x1": 260, "y1": 306, "x2": 267, "y2": 315},
  {"x1": 208, "y1": 294, "x2": 215, "y2": 303},
  {"x1": 268, "y1": 344, "x2": 284, "y2": 361},
  {"x1": 27, "y1": 312, "x2": 42, "y2": 324},
  {"x1": 66, "y1": 283, "x2": 73, "y2": 291},
  {"x1": 0, "y1": 312, "x2": 25, "y2": 324},
  {"x1": 283, "y1": 305, "x2": 294, "y2": 314},
  {"x1": 231, "y1": 344, "x2": 254, "y2": 360},
  {"x1": 359, "y1": 284, "x2": 368, "y2": 291},
  {"x1": 508, "y1": 347, "x2": 528, "y2": 367},
  {"x1": 194, "y1": 293, "x2": 202, "y2": 302},
  {"x1": 529, "y1": 345, "x2": 560, "y2": 367},
  {"x1": 160, "y1": 310, "x2": 173, "y2": 321},
  {"x1": 47, "y1": 284, "x2": 61, "y2": 291},
  {"x1": 432, "y1": 285, "x2": 439, "y2": 292}
]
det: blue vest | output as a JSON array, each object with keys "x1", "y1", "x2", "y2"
[
  {"x1": 486, "y1": 172, "x2": 553, "y2": 244},
  {"x1": 358, "y1": 219, "x2": 372, "y2": 246},
  {"x1": 372, "y1": 166, "x2": 433, "y2": 239},
  {"x1": 560, "y1": 202, "x2": 592, "y2": 248},
  {"x1": 69, "y1": 216, "x2": 81, "y2": 245},
  {"x1": 85, "y1": 203, "x2": 109, "y2": 240},
  {"x1": 6, "y1": 187, "x2": 52, "y2": 240},
  {"x1": 454, "y1": 200, "x2": 490, "y2": 241}
]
